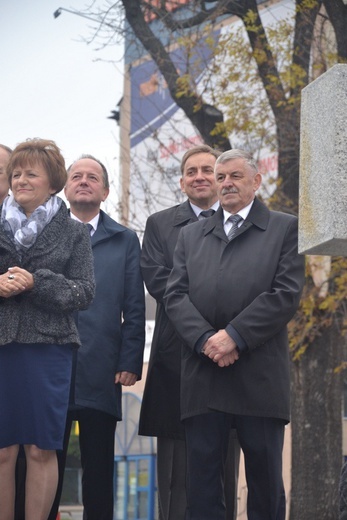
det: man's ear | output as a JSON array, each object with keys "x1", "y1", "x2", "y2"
[
  {"x1": 254, "y1": 173, "x2": 262, "y2": 191},
  {"x1": 102, "y1": 188, "x2": 110, "y2": 202}
]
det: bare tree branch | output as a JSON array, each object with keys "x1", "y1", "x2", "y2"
[{"x1": 121, "y1": 0, "x2": 231, "y2": 149}]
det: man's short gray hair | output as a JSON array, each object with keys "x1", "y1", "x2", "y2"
[{"x1": 215, "y1": 149, "x2": 258, "y2": 173}]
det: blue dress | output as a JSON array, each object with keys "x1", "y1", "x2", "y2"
[{"x1": 0, "y1": 342, "x2": 73, "y2": 450}]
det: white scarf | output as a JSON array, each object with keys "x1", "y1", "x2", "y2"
[{"x1": 1, "y1": 193, "x2": 62, "y2": 253}]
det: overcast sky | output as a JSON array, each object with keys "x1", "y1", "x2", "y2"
[{"x1": 1, "y1": 0, "x2": 124, "y2": 202}]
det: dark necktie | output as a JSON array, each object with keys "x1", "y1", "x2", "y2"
[
  {"x1": 200, "y1": 209, "x2": 215, "y2": 218},
  {"x1": 86, "y1": 223, "x2": 93, "y2": 237},
  {"x1": 227, "y1": 214, "x2": 242, "y2": 241}
]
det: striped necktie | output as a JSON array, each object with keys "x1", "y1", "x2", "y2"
[{"x1": 227, "y1": 214, "x2": 242, "y2": 241}]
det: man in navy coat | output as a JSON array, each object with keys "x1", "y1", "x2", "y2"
[
  {"x1": 164, "y1": 149, "x2": 305, "y2": 520},
  {"x1": 48, "y1": 155, "x2": 145, "y2": 520}
]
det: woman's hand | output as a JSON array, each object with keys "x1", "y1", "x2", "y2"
[{"x1": 0, "y1": 267, "x2": 34, "y2": 298}]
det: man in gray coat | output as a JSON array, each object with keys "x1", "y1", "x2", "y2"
[
  {"x1": 139, "y1": 144, "x2": 239, "y2": 520},
  {"x1": 48, "y1": 155, "x2": 145, "y2": 520},
  {"x1": 164, "y1": 149, "x2": 305, "y2": 520}
]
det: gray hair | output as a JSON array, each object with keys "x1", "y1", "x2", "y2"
[{"x1": 215, "y1": 149, "x2": 258, "y2": 173}]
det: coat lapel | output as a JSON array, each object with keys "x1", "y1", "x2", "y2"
[
  {"x1": 173, "y1": 200, "x2": 198, "y2": 227},
  {"x1": 91, "y1": 210, "x2": 126, "y2": 246}
]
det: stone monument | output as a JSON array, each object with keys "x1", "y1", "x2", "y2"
[{"x1": 299, "y1": 63, "x2": 347, "y2": 256}]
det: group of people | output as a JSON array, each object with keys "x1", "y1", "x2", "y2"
[
  {"x1": 0, "y1": 140, "x2": 145, "y2": 520},
  {"x1": 0, "y1": 139, "x2": 305, "y2": 520},
  {"x1": 140, "y1": 145, "x2": 305, "y2": 520}
]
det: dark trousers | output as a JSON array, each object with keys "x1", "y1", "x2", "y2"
[
  {"x1": 157, "y1": 438, "x2": 187, "y2": 520},
  {"x1": 48, "y1": 408, "x2": 117, "y2": 520},
  {"x1": 184, "y1": 412, "x2": 286, "y2": 520},
  {"x1": 157, "y1": 432, "x2": 240, "y2": 520}
]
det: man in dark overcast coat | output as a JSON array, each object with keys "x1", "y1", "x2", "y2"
[
  {"x1": 164, "y1": 149, "x2": 305, "y2": 520},
  {"x1": 139, "y1": 144, "x2": 239, "y2": 520}
]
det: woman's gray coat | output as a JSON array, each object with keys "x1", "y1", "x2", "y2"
[{"x1": 0, "y1": 201, "x2": 95, "y2": 347}]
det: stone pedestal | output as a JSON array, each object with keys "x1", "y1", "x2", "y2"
[{"x1": 299, "y1": 64, "x2": 347, "y2": 256}]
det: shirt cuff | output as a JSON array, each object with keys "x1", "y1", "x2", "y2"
[
  {"x1": 225, "y1": 324, "x2": 248, "y2": 354},
  {"x1": 194, "y1": 330, "x2": 216, "y2": 358}
]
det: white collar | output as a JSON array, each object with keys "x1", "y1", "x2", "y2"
[
  {"x1": 223, "y1": 199, "x2": 254, "y2": 224},
  {"x1": 70, "y1": 212, "x2": 100, "y2": 235},
  {"x1": 189, "y1": 201, "x2": 220, "y2": 218}
]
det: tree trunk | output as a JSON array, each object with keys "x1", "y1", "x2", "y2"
[
  {"x1": 323, "y1": 0, "x2": 347, "y2": 61},
  {"x1": 290, "y1": 324, "x2": 343, "y2": 519},
  {"x1": 122, "y1": 0, "x2": 232, "y2": 150}
]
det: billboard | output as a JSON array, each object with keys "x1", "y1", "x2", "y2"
[{"x1": 123, "y1": 0, "x2": 293, "y2": 233}]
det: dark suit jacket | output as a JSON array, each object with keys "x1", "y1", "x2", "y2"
[
  {"x1": 139, "y1": 200, "x2": 198, "y2": 438},
  {"x1": 164, "y1": 198, "x2": 305, "y2": 423}
]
